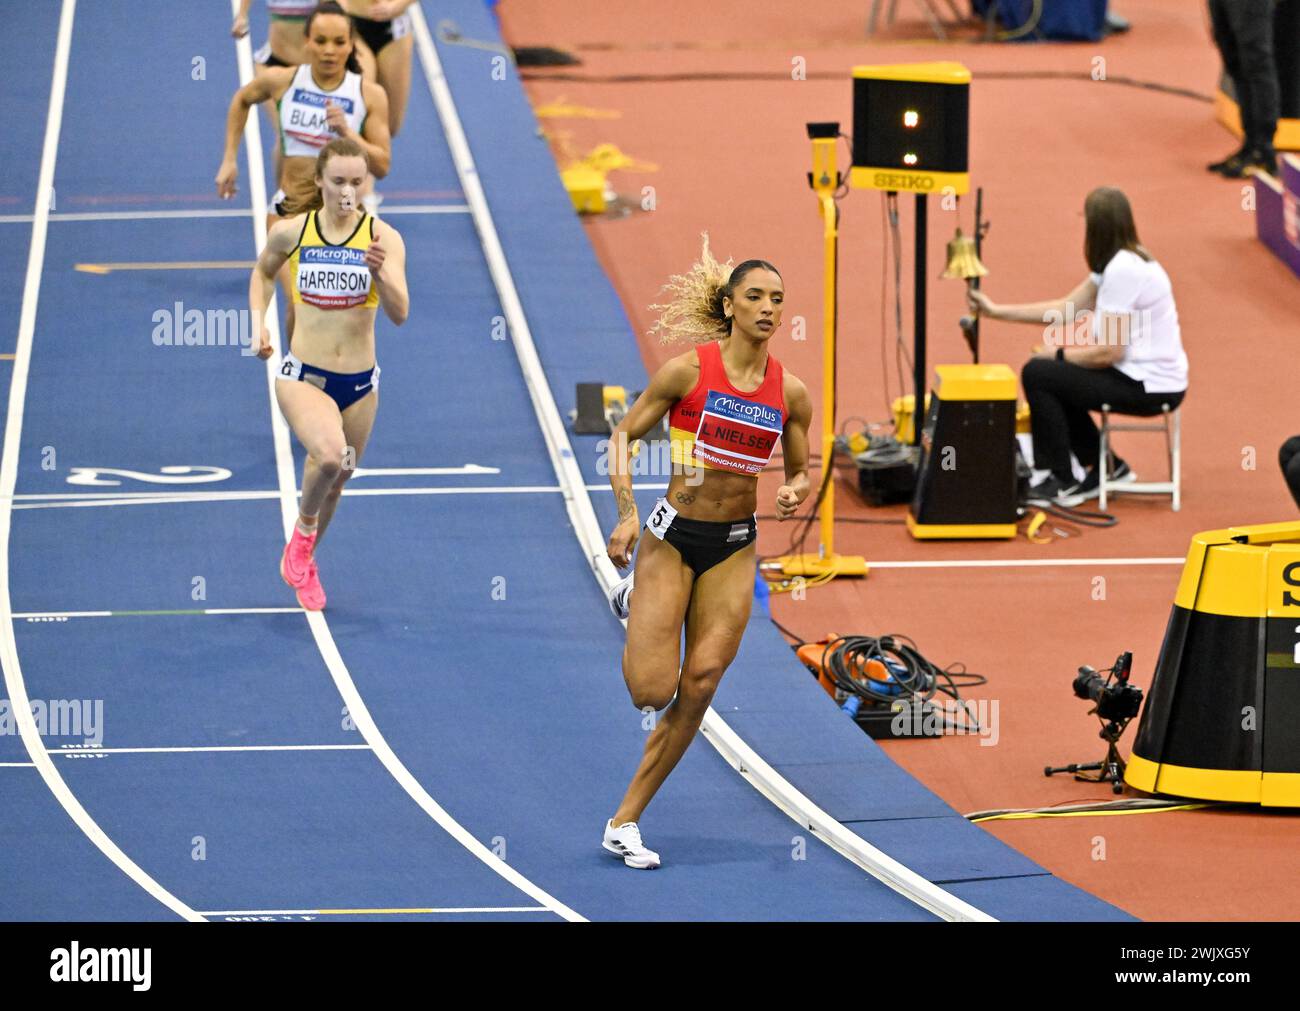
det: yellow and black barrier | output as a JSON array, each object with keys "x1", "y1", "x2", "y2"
[{"x1": 1126, "y1": 522, "x2": 1300, "y2": 806}]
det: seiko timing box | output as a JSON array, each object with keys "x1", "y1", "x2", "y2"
[{"x1": 908, "y1": 365, "x2": 1018, "y2": 539}]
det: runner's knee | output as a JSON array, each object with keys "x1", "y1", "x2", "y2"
[
  {"x1": 676, "y1": 664, "x2": 725, "y2": 712},
  {"x1": 310, "y1": 443, "x2": 346, "y2": 479},
  {"x1": 623, "y1": 652, "x2": 677, "y2": 711}
]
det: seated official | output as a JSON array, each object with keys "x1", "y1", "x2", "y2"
[{"x1": 968, "y1": 187, "x2": 1189, "y2": 506}]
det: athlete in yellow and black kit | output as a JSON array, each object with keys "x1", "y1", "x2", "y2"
[{"x1": 249, "y1": 137, "x2": 408, "y2": 611}]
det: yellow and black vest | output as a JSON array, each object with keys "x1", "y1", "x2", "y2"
[{"x1": 288, "y1": 211, "x2": 380, "y2": 311}]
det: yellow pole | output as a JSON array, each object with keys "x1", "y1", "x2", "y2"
[
  {"x1": 771, "y1": 133, "x2": 866, "y2": 581},
  {"x1": 819, "y1": 188, "x2": 837, "y2": 560}
]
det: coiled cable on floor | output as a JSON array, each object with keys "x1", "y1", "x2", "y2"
[
  {"x1": 822, "y1": 634, "x2": 940, "y2": 706},
  {"x1": 777, "y1": 623, "x2": 989, "y2": 733}
]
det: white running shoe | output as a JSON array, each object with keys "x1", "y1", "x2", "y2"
[
  {"x1": 606, "y1": 572, "x2": 634, "y2": 620},
  {"x1": 603, "y1": 819, "x2": 660, "y2": 869}
]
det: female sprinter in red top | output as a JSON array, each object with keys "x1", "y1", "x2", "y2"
[
  {"x1": 601, "y1": 237, "x2": 813, "y2": 869},
  {"x1": 249, "y1": 137, "x2": 409, "y2": 610}
]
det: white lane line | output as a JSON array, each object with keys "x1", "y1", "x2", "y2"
[
  {"x1": 352, "y1": 465, "x2": 500, "y2": 476},
  {"x1": 364, "y1": 203, "x2": 471, "y2": 215},
  {"x1": 0, "y1": 0, "x2": 200, "y2": 922},
  {"x1": 410, "y1": 5, "x2": 988, "y2": 922},
  {"x1": 11, "y1": 487, "x2": 556, "y2": 510},
  {"x1": 0, "y1": 204, "x2": 470, "y2": 224},
  {"x1": 15, "y1": 610, "x2": 110, "y2": 618},
  {"x1": 14, "y1": 608, "x2": 302, "y2": 618},
  {"x1": 49, "y1": 744, "x2": 372, "y2": 756},
  {"x1": 0, "y1": 209, "x2": 252, "y2": 223},
  {"x1": 196, "y1": 606, "x2": 302, "y2": 615},
  {"x1": 0, "y1": 762, "x2": 36, "y2": 768},
  {"x1": 14, "y1": 482, "x2": 656, "y2": 498},
  {"x1": 233, "y1": 0, "x2": 584, "y2": 925},
  {"x1": 199, "y1": 906, "x2": 551, "y2": 916},
  {"x1": 10, "y1": 482, "x2": 667, "y2": 510}
]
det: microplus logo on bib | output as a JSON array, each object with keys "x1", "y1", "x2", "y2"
[
  {"x1": 706, "y1": 392, "x2": 781, "y2": 430},
  {"x1": 290, "y1": 88, "x2": 354, "y2": 114},
  {"x1": 301, "y1": 247, "x2": 367, "y2": 266}
]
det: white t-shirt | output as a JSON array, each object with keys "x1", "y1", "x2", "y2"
[{"x1": 1088, "y1": 249, "x2": 1188, "y2": 394}]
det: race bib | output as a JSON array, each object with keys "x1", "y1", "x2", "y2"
[
  {"x1": 693, "y1": 389, "x2": 782, "y2": 475},
  {"x1": 644, "y1": 498, "x2": 676, "y2": 540},
  {"x1": 296, "y1": 246, "x2": 373, "y2": 309}
]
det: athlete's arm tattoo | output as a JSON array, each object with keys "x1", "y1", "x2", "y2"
[{"x1": 617, "y1": 487, "x2": 637, "y2": 521}]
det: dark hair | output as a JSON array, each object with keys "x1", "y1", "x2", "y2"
[
  {"x1": 647, "y1": 235, "x2": 782, "y2": 344},
  {"x1": 305, "y1": 1, "x2": 362, "y2": 76},
  {"x1": 1084, "y1": 187, "x2": 1151, "y2": 273}
]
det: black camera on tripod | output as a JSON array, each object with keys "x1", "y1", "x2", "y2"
[
  {"x1": 1046, "y1": 650, "x2": 1144, "y2": 794},
  {"x1": 1072, "y1": 651, "x2": 1143, "y2": 722}
]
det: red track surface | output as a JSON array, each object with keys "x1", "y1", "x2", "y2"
[{"x1": 500, "y1": 0, "x2": 1300, "y2": 920}]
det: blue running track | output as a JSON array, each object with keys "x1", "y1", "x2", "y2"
[{"x1": 0, "y1": 0, "x2": 1130, "y2": 922}]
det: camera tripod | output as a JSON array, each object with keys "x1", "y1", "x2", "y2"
[{"x1": 1045, "y1": 717, "x2": 1130, "y2": 795}]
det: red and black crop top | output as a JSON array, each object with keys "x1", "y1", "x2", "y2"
[{"x1": 667, "y1": 340, "x2": 786, "y2": 476}]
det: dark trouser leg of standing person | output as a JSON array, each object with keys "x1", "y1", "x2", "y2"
[
  {"x1": 1209, "y1": 0, "x2": 1250, "y2": 152},
  {"x1": 1230, "y1": 0, "x2": 1280, "y2": 160},
  {"x1": 1021, "y1": 358, "x2": 1184, "y2": 484},
  {"x1": 1281, "y1": 436, "x2": 1300, "y2": 510},
  {"x1": 1208, "y1": 0, "x2": 1280, "y2": 172},
  {"x1": 1210, "y1": 0, "x2": 1280, "y2": 171}
]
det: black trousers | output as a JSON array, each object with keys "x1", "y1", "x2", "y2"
[
  {"x1": 1282, "y1": 436, "x2": 1300, "y2": 509},
  {"x1": 1209, "y1": 0, "x2": 1280, "y2": 153},
  {"x1": 1021, "y1": 358, "x2": 1185, "y2": 483}
]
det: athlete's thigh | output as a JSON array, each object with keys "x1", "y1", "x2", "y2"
[
  {"x1": 682, "y1": 543, "x2": 755, "y2": 676},
  {"x1": 339, "y1": 389, "x2": 379, "y2": 471},
  {"x1": 623, "y1": 531, "x2": 693, "y2": 680},
  {"x1": 376, "y1": 35, "x2": 413, "y2": 131},
  {"x1": 353, "y1": 37, "x2": 378, "y2": 85},
  {"x1": 275, "y1": 379, "x2": 345, "y2": 458}
]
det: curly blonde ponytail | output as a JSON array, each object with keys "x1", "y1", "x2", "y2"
[
  {"x1": 647, "y1": 234, "x2": 782, "y2": 346},
  {"x1": 645, "y1": 233, "x2": 731, "y2": 345}
]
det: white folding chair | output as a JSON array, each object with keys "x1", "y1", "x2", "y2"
[
  {"x1": 1098, "y1": 402, "x2": 1182, "y2": 512},
  {"x1": 867, "y1": 0, "x2": 966, "y2": 40}
]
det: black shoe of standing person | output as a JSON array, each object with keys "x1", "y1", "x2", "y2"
[
  {"x1": 1220, "y1": 148, "x2": 1278, "y2": 179},
  {"x1": 1246, "y1": 148, "x2": 1279, "y2": 177},
  {"x1": 1207, "y1": 146, "x2": 1248, "y2": 174}
]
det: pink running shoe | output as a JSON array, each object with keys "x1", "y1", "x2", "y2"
[
  {"x1": 280, "y1": 524, "x2": 317, "y2": 589},
  {"x1": 296, "y1": 559, "x2": 327, "y2": 611}
]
